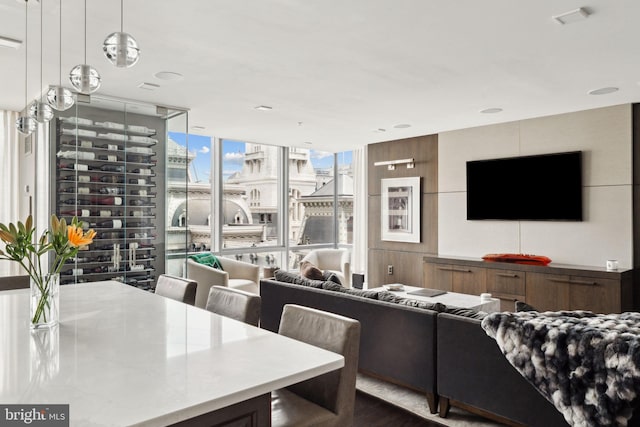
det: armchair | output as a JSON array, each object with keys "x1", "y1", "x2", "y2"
[
  {"x1": 301, "y1": 249, "x2": 351, "y2": 287},
  {"x1": 187, "y1": 256, "x2": 260, "y2": 308}
]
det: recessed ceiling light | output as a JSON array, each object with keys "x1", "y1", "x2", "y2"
[
  {"x1": 154, "y1": 71, "x2": 183, "y2": 81},
  {"x1": 254, "y1": 105, "x2": 273, "y2": 111},
  {"x1": 552, "y1": 7, "x2": 589, "y2": 25},
  {"x1": 480, "y1": 108, "x2": 503, "y2": 114},
  {"x1": 138, "y1": 82, "x2": 160, "y2": 90},
  {"x1": 373, "y1": 128, "x2": 386, "y2": 133},
  {"x1": 191, "y1": 125, "x2": 205, "y2": 131},
  {"x1": 0, "y1": 35, "x2": 22, "y2": 49},
  {"x1": 304, "y1": 141, "x2": 312, "y2": 145},
  {"x1": 588, "y1": 87, "x2": 618, "y2": 95},
  {"x1": 393, "y1": 124, "x2": 411, "y2": 129}
]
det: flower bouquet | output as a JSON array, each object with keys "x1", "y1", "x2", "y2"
[{"x1": 0, "y1": 215, "x2": 96, "y2": 328}]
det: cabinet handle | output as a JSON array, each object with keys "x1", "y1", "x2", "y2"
[
  {"x1": 496, "y1": 273, "x2": 519, "y2": 278},
  {"x1": 549, "y1": 278, "x2": 598, "y2": 286},
  {"x1": 452, "y1": 268, "x2": 472, "y2": 273}
]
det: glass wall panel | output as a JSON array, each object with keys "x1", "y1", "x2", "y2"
[
  {"x1": 221, "y1": 140, "x2": 280, "y2": 250},
  {"x1": 337, "y1": 150, "x2": 354, "y2": 245},
  {"x1": 163, "y1": 111, "x2": 193, "y2": 278}
]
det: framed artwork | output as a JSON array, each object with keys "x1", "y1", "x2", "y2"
[{"x1": 381, "y1": 176, "x2": 421, "y2": 243}]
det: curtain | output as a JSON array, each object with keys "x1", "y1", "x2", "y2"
[
  {"x1": 0, "y1": 110, "x2": 22, "y2": 276},
  {"x1": 351, "y1": 147, "x2": 367, "y2": 279}
]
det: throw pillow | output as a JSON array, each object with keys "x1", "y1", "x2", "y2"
[
  {"x1": 515, "y1": 300, "x2": 537, "y2": 312},
  {"x1": 322, "y1": 271, "x2": 342, "y2": 285},
  {"x1": 189, "y1": 253, "x2": 224, "y2": 270},
  {"x1": 300, "y1": 261, "x2": 324, "y2": 281}
]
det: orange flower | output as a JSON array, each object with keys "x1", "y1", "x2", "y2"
[{"x1": 67, "y1": 224, "x2": 96, "y2": 247}]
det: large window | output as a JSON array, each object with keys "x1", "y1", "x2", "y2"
[{"x1": 165, "y1": 135, "x2": 353, "y2": 275}]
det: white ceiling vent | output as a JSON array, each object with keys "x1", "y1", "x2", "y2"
[{"x1": 552, "y1": 8, "x2": 590, "y2": 25}]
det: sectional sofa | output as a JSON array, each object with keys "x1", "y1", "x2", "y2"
[{"x1": 260, "y1": 273, "x2": 640, "y2": 426}]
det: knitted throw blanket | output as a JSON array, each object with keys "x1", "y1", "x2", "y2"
[{"x1": 481, "y1": 311, "x2": 640, "y2": 427}]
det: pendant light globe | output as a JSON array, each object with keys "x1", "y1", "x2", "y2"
[
  {"x1": 28, "y1": 100, "x2": 54, "y2": 123},
  {"x1": 103, "y1": 31, "x2": 139, "y2": 68},
  {"x1": 69, "y1": 64, "x2": 101, "y2": 94},
  {"x1": 16, "y1": 116, "x2": 36, "y2": 136},
  {"x1": 46, "y1": 85, "x2": 75, "y2": 111}
]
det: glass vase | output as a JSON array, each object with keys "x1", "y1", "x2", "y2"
[{"x1": 30, "y1": 273, "x2": 60, "y2": 329}]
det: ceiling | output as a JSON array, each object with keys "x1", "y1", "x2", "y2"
[{"x1": 1, "y1": 0, "x2": 639, "y2": 152}]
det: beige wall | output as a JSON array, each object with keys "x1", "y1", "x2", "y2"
[{"x1": 438, "y1": 104, "x2": 633, "y2": 269}]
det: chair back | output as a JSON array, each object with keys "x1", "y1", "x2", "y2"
[
  {"x1": 278, "y1": 304, "x2": 361, "y2": 423},
  {"x1": 205, "y1": 285, "x2": 261, "y2": 326},
  {"x1": 155, "y1": 274, "x2": 197, "y2": 305}
]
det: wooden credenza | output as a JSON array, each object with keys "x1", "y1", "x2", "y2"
[{"x1": 423, "y1": 256, "x2": 634, "y2": 313}]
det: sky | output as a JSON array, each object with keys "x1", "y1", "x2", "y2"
[{"x1": 168, "y1": 133, "x2": 353, "y2": 183}]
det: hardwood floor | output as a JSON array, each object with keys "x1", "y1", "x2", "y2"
[{"x1": 354, "y1": 391, "x2": 443, "y2": 427}]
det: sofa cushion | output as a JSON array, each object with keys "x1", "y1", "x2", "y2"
[
  {"x1": 322, "y1": 271, "x2": 343, "y2": 285},
  {"x1": 442, "y1": 306, "x2": 486, "y2": 320},
  {"x1": 339, "y1": 288, "x2": 379, "y2": 299},
  {"x1": 274, "y1": 269, "x2": 326, "y2": 289},
  {"x1": 377, "y1": 291, "x2": 446, "y2": 312},
  {"x1": 515, "y1": 300, "x2": 537, "y2": 312},
  {"x1": 188, "y1": 252, "x2": 224, "y2": 270}
]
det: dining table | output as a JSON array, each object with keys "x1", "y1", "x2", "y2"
[{"x1": 0, "y1": 280, "x2": 344, "y2": 426}]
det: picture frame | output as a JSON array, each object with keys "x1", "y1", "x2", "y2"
[{"x1": 381, "y1": 176, "x2": 421, "y2": 243}]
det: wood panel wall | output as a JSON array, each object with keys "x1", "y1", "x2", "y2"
[{"x1": 367, "y1": 134, "x2": 438, "y2": 287}]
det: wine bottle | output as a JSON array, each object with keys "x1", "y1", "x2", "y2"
[
  {"x1": 90, "y1": 219, "x2": 123, "y2": 229},
  {"x1": 99, "y1": 164, "x2": 124, "y2": 173},
  {"x1": 129, "y1": 199, "x2": 146, "y2": 206},
  {"x1": 99, "y1": 187, "x2": 124, "y2": 195},
  {"x1": 61, "y1": 198, "x2": 90, "y2": 205},
  {"x1": 99, "y1": 175, "x2": 125, "y2": 183},
  {"x1": 91, "y1": 196, "x2": 123, "y2": 206},
  {"x1": 97, "y1": 155, "x2": 120, "y2": 162},
  {"x1": 130, "y1": 189, "x2": 148, "y2": 196},
  {"x1": 129, "y1": 178, "x2": 147, "y2": 185},
  {"x1": 59, "y1": 209, "x2": 91, "y2": 217}
]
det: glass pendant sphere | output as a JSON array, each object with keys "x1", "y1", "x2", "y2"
[
  {"x1": 69, "y1": 64, "x2": 101, "y2": 94},
  {"x1": 103, "y1": 32, "x2": 140, "y2": 68},
  {"x1": 28, "y1": 100, "x2": 54, "y2": 123},
  {"x1": 15, "y1": 115, "x2": 36, "y2": 136},
  {"x1": 46, "y1": 85, "x2": 75, "y2": 111}
]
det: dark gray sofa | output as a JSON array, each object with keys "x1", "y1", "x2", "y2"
[
  {"x1": 260, "y1": 278, "x2": 439, "y2": 413},
  {"x1": 437, "y1": 312, "x2": 568, "y2": 426}
]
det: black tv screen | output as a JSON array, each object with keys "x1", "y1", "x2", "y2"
[{"x1": 466, "y1": 151, "x2": 583, "y2": 221}]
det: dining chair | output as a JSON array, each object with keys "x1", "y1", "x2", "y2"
[
  {"x1": 187, "y1": 257, "x2": 260, "y2": 308},
  {"x1": 154, "y1": 274, "x2": 197, "y2": 305},
  {"x1": 205, "y1": 285, "x2": 262, "y2": 326},
  {"x1": 271, "y1": 304, "x2": 361, "y2": 427}
]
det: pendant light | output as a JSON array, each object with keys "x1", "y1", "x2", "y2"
[
  {"x1": 16, "y1": 0, "x2": 36, "y2": 136},
  {"x1": 28, "y1": 1, "x2": 53, "y2": 123},
  {"x1": 46, "y1": 0, "x2": 74, "y2": 111},
  {"x1": 102, "y1": 0, "x2": 140, "y2": 68},
  {"x1": 69, "y1": 0, "x2": 101, "y2": 94}
]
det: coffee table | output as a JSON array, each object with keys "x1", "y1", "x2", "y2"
[{"x1": 369, "y1": 284, "x2": 501, "y2": 313}]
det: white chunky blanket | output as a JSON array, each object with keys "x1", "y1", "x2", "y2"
[{"x1": 481, "y1": 310, "x2": 640, "y2": 427}]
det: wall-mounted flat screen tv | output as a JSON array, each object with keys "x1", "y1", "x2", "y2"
[{"x1": 466, "y1": 151, "x2": 583, "y2": 221}]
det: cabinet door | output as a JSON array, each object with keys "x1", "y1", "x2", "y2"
[
  {"x1": 525, "y1": 273, "x2": 570, "y2": 311},
  {"x1": 423, "y1": 263, "x2": 453, "y2": 291},
  {"x1": 568, "y1": 276, "x2": 620, "y2": 313},
  {"x1": 486, "y1": 269, "x2": 525, "y2": 312},
  {"x1": 451, "y1": 265, "x2": 486, "y2": 295}
]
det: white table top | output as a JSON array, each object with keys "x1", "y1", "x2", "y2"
[
  {"x1": 370, "y1": 285, "x2": 501, "y2": 313},
  {"x1": 0, "y1": 281, "x2": 344, "y2": 426}
]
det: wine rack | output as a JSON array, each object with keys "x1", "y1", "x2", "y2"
[{"x1": 54, "y1": 116, "x2": 159, "y2": 290}]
